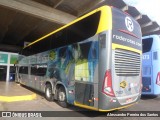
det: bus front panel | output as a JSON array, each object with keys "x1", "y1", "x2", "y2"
[{"x1": 142, "y1": 35, "x2": 160, "y2": 95}]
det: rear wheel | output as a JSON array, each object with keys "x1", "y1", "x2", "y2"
[
  {"x1": 45, "y1": 84, "x2": 53, "y2": 101},
  {"x1": 57, "y1": 87, "x2": 68, "y2": 108}
]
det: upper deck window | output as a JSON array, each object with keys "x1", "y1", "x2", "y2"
[{"x1": 22, "y1": 12, "x2": 100, "y2": 56}]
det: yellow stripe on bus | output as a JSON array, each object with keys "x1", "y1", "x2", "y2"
[
  {"x1": 99, "y1": 103, "x2": 136, "y2": 112},
  {"x1": 112, "y1": 43, "x2": 142, "y2": 54},
  {"x1": 96, "y1": 6, "x2": 112, "y2": 34},
  {"x1": 74, "y1": 101, "x2": 137, "y2": 112},
  {"x1": 74, "y1": 101, "x2": 99, "y2": 111}
]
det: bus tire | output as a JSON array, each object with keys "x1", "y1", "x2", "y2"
[
  {"x1": 57, "y1": 87, "x2": 68, "y2": 108},
  {"x1": 45, "y1": 84, "x2": 53, "y2": 101}
]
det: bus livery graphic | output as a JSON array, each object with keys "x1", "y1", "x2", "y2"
[{"x1": 16, "y1": 6, "x2": 142, "y2": 111}]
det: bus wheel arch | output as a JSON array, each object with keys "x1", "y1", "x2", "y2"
[
  {"x1": 56, "y1": 84, "x2": 68, "y2": 108},
  {"x1": 45, "y1": 82, "x2": 53, "y2": 101}
]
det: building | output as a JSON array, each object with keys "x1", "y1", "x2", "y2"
[{"x1": 0, "y1": 52, "x2": 18, "y2": 81}]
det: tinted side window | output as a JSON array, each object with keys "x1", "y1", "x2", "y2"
[
  {"x1": 66, "y1": 12, "x2": 100, "y2": 45},
  {"x1": 31, "y1": 65, "x2": 47, "y2": 76},
  {"x1": 31, "y1": 66, "x2": 37, "y2": 75},
  {"x1": 142, "y1": 38, "x2": 153, "y2": 53},
  {"x1": 22, "y1": 36, "x2": 52, "y2": 56},
  {"x1": 37, "y1": 67, "x2": 47, "y2": 76},
  {"x1": 22, "y1": 12, "x2": 100, "y2": 56},
  {"x1": 19, "y1": 66, "x2": 28, "y2": 74}
]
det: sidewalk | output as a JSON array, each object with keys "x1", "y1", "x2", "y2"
[{"x1": 0, "y1": 81, "x2": 36, "y2": 102}]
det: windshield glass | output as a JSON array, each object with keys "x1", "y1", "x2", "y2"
[{"x1": 142, "y1": 38, "x2": 153, "y2": 53}]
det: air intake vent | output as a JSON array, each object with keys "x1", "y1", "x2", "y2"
[{"x1": 115, "y1": 49, "x2": 141, "y2": 76}]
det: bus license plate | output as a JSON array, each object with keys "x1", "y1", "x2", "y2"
[{"x1": 126, "y1": 98, "x2": 132, "y2": 103}]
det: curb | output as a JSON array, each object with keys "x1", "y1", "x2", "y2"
[{"x1": 0, "y1": 94, "x2": 37, "y2": 102}]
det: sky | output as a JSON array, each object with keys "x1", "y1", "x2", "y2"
[{"x1": 123, "y1": 0, "x2": 160, "y2": 25}]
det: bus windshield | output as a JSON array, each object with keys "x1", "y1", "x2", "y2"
[{"x1": 142, "y1": 38, "x2": 153, "y2": 53}]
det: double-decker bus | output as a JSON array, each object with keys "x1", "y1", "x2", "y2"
[
  {"x1": 16, "y1": 5, "x2": 142, "y2": 111},
  {"x1": 142, "y1": 35, "x2": 160, "y2": 95}
]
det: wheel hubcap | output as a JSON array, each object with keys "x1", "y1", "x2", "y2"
[
  {"x1": 46, "y1": 88, "x2": 51, "y2": 97},
  {"x1": 59, "y1": 92, "x2": 65, "y2": 101}
]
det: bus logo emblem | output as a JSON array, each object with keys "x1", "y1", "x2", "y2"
[
  {"x1": 49, "y1": 50, "x2": 56, "y2": 60},
  {"x1": 125, "y1": 17, "x2": 134, "y2": 32},
  {"x1": 120, "y1": 81, "x2": 127, "y2": 88}
]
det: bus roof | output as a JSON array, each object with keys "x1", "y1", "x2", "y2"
[{"x1": 24, "y1": 5, "x2": 111, "y2": 49}]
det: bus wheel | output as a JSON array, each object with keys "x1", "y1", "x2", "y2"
[
  {"x1": 45, "y1": 84, "x2": 53, "y2": 101},
  {"x1": 57, "y1": 87, "x2": 68, "y2": 108}
]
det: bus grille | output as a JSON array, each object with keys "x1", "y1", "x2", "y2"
[{"x1": 115, "y1": 49, "x2": 141, "y2": 76}]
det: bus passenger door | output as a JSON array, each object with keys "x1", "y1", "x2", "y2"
[
  {"x1": 142, "y1": 52, "x2": 152, "y2": 93},
  {"x1": 19, "y1": 66, "x2": 29, "y2": 85}
]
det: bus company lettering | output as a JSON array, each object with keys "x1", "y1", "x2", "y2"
[
  {"x1": 37, "y1": 55, "x2": 49, "y2": 63},
  {"x1": 125, "y1": 17, "x2": 134, "y2": 32},
  {"x1": 113, "y1": 34, "x2": 141, "y2": 47}
]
